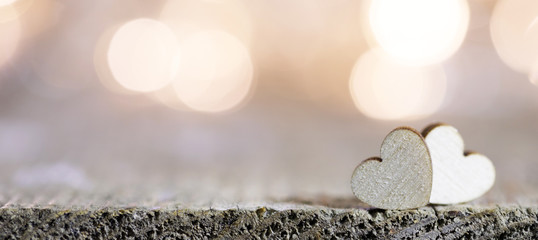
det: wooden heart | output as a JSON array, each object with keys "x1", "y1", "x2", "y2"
[
  {"x1": 351, "y1": 127, "x2": 432, "y2": 209},
  {"x1": 423, "y1": 123, "x2": 495, "y2": 204}
]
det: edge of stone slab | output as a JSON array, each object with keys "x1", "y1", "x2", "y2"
[{"x1": 0, "y1": 204, "x2": 536, "y2": 239}]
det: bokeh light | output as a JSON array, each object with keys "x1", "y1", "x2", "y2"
[
  {"x1": 148, "y1": 86, "x2": 190, "y2": 111},
  {"x1": 349, "y1": 48, "x2": 446, "y2": 120},
  {"x1": 94, "y1": 25, "x2": 135, "y2": 95},
  {"x1": 490, "y1": 0, "x2": 538, "y2": 73},
  {"x1": 0, "y1": 0, "x2": 33, "y2": 23},
  {"x1": 107, "y1": 18, "x2": 181, "y2": 93},
  {"x1": 529, "y1": 61, "x2": 538, "y2": 87},
  {"x1": 0, "y1": 0, "x2": 16, "y2": 7},
  {"x1": 17, "y1": 0, "x2": 59, "y2": 39},
  {"x1": 365, "y1": 0, "x2": 469, "y2": 66},
  {"x1": 0, "y1": 17, "x2": 20, "y2": 70},
  {"x1": 160, "y1": 0, "x2": 252, "y2": 45},
  {"x1": 172, "y1": 30, "x2": 254, "y2": 113}
]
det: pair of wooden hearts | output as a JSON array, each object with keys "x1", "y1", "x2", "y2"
[{"x1": 351, "y1": 123, "x2": 495, "y2": 209}]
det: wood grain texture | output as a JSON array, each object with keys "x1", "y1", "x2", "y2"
[
  {"x1": 351, "y1": 127, "x2": 433, "y2": 210},
  {"x1": 423, "y1": 123, "x2": 495, "y2": 204}
]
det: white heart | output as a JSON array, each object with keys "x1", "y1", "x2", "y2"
[{"x1": 423, "y1": 124, "x2": 495, "y2": 204}]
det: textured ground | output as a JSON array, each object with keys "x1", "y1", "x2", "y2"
[{"x1": 1, "y1": 203, "x2": 537, "y2": 239}]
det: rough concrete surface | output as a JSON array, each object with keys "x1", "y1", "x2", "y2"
[{"x1": 1, "y1": 204, "x2": 537, "y2": 239}]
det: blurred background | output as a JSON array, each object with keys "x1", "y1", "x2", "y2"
[{"x1": 0, "y1": 0, "x2": 538, "y2": 207}]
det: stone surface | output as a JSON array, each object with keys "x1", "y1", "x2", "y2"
[{"x1": 1, "y1": 204, "x2": 537, "y2": 239}]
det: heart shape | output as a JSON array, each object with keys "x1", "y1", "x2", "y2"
[
  {"x1": 423, "y1": 123, "x2": 495, "y2": 204},
  {"x1": 351, "y1": 127, "x2": 432, "y2": 209}
]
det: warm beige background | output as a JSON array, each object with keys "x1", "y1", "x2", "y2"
[{"x1": 0, "y1": 0, "x2": 537, "y2": 207}]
